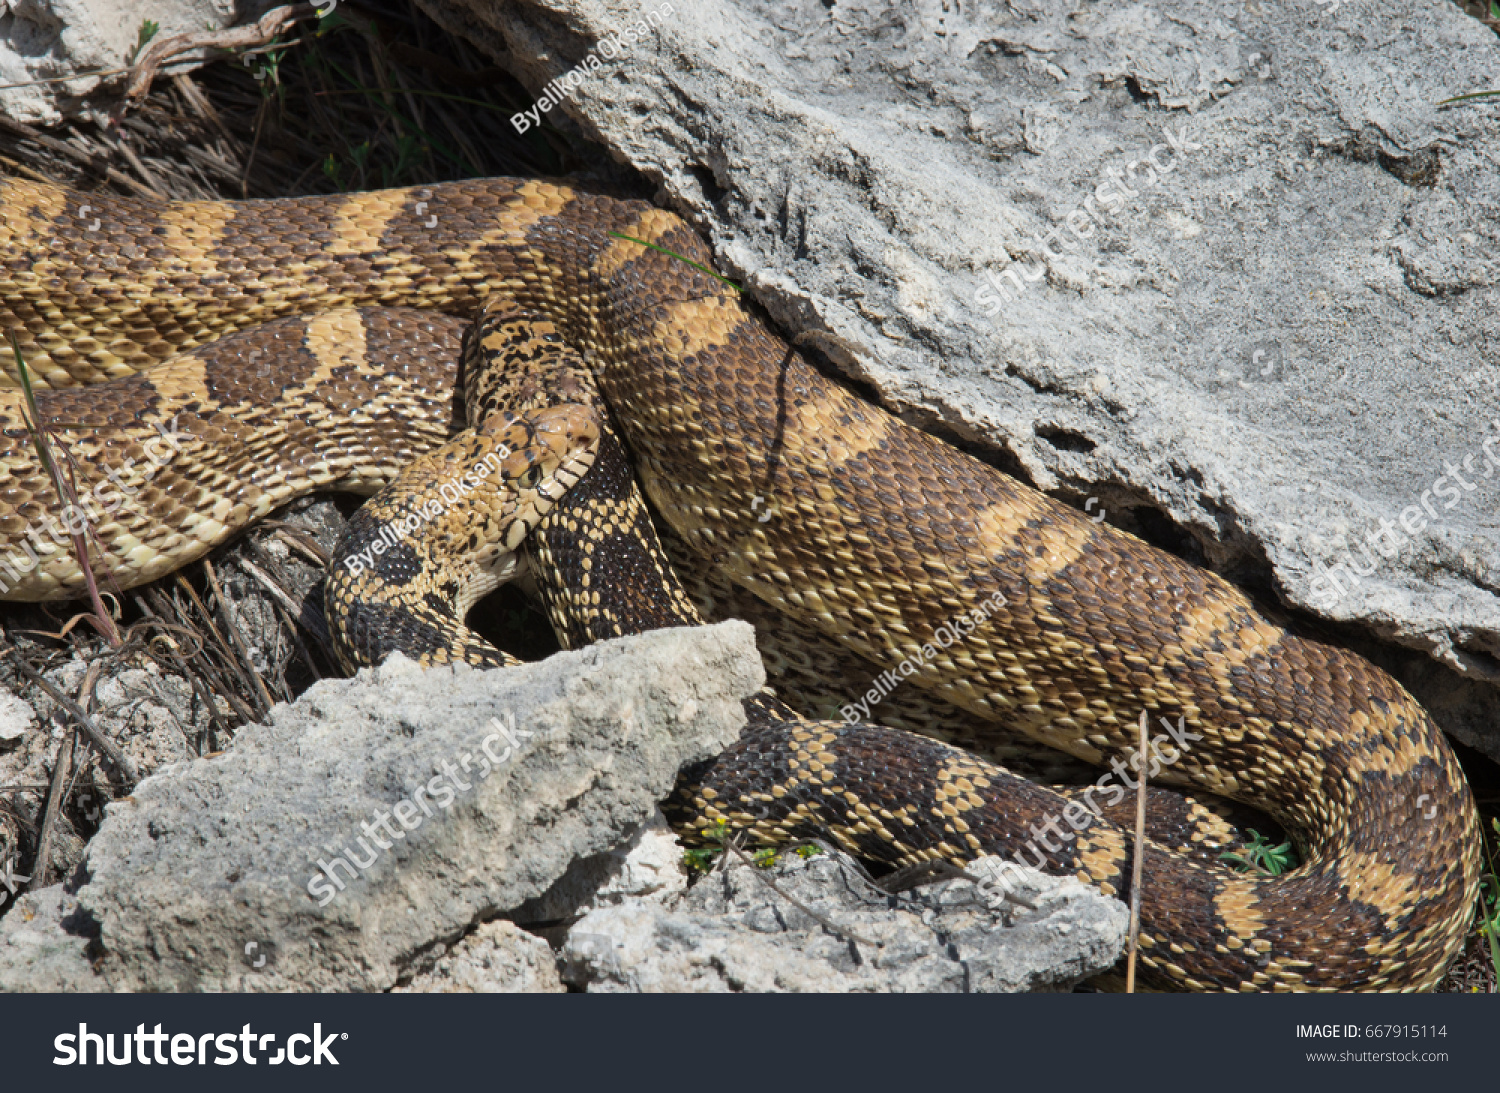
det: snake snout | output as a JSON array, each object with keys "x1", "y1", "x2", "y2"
[
  {"x1": 477, "y1": 403, "x2": 599, "y2": 508},
  {"x1": 530, "y1": 402, "x2": 601, "y2": 450}
]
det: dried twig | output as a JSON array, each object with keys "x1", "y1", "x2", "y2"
[
  {"x1": 29, "y1": 729, "x2": 75, "y2": 892},
  {"x1": 0, "y1": 114, "x2": 162, "y2": 198},
  {"x1": 4, "y1": 651, "x2": 138, "y2": 786},
  {"x1": 240, "y1": 563, "x2": 327, "y2": 689},
  {"x1": 263, "y1": 522, "x2": 331, "y2": 568},
  {"x1": 165, "y1": 576, "x2": 256, "y2": 712},
  {"x1": 237, "y1": 555, "x2": 331, "y2": 651},
  {"x1": 106, "y1": 133, "x2": 167, "y2": 198},
  {"x1": 28, "y1": 661, "x2": 102, "y2": 891},
  {"x1": 123, "y1": 4, "x2": 325, "y2": 107},
  {"x1": 193, "y1": 563, "x2": 275, "y2": 716},
  {"x1": 134, "y1": 590, "x2": 243, "y2": 748},
  {"x1": 171, "y1": 73, "x2": 238, "y2": 150},
  {"x1": 130, "y1": 600, "x2": 225, "y2": 756}
]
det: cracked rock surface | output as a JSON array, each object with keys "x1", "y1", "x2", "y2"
[
  {"x1": 561, "y1": 850, "x2": 1128, "y2": 993},
  {"x1": 395, "y1": 919, "x2": 564, "y2": 993}
]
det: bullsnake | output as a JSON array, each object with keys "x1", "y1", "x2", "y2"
[{"x1": 0, "y1": 176, "x2": 1482, "y2": 991}]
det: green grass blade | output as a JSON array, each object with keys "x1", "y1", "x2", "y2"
[
  {"x1": 1437, "y1": 90, "x2": 1500, "y2": 106},
  {"x1": 7, "y1": 333, "x2": 59, "y2": 480},
  {"x1": 606, "y1": 232, "x2": 744, "y2": 293}
]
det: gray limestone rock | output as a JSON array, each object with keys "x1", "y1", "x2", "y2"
[
  {"x1": 0, "y1": 686, "x2": 32, "y2": 742},
  {"x1": 0, "y1": 884, "x2": 101, "y2": 992},
  {"x1": 561, "y1": 850, "x2": 1128, "y2": 993},
  {"x1": 0, "y1": 661, "x2": 209, "y2": 889},
  {"x1": 0, "y1": 1, "x2": 279, "y2": 124},
  {"x1": 510, "y1": 808, "x2": 689, "y2": 924},
  {"x1": 0, "y1": 622, "x2": 758, "y2": 992}
]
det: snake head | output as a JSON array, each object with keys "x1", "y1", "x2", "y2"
[
  {"x1": 483, "y1": 404, "x2": 599, "y2": 485},
  {"x1": 480, "y1": 404, "x2": 600, "y2": 548}
]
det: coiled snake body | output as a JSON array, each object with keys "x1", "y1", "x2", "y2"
[{"x1": 0, "y1": 176, "x2": 1482, "y2": 991}]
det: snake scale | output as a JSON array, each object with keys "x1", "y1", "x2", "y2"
[{"x1": 0, "y1": 175, "x2": 1482, "y2": 991}]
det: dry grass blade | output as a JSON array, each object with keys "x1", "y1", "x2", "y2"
[
  {"x1": 28, "y1": 728, "x2": 75, "y2": 893},
  {"x1": 1125, "y1": 709, "x2": 1148, "y2": 993},
  {"x1": 190, "y1": 563, "x2": 275, "y2": 717},
  {"x1": 0, "y1": 114, "x2": 161, "y2": 197},
  {"x1": 5, "y1": 333, "x2": 120, "y2": 647},
  {"x1": 128, "y1": 597, "x2": 229, "y2": 756},
  {"x1": 26, "y1": 660, "x2": 102, "y2": 893},
  {"x1": 136, "y1": 587, "x2": 253, "y2": 741}
]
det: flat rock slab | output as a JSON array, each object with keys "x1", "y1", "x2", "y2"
[
  {"x1": 0, "y1": 622, "x2": 759, "y2": 992},
  {"x1": 413, "y1": 0, "x2": 1500, "y2": 758},
  {"x1": 562, "y1": 851, "x2": 1128, "y2": 992}
]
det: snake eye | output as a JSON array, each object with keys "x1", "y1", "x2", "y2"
[{"x1": 520, "y1": 465, "x2": 542, "y2": 488}]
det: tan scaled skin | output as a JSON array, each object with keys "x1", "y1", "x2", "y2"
[{"x1": 0, "y1": 176, "x2": 1480, "y2": 991}]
